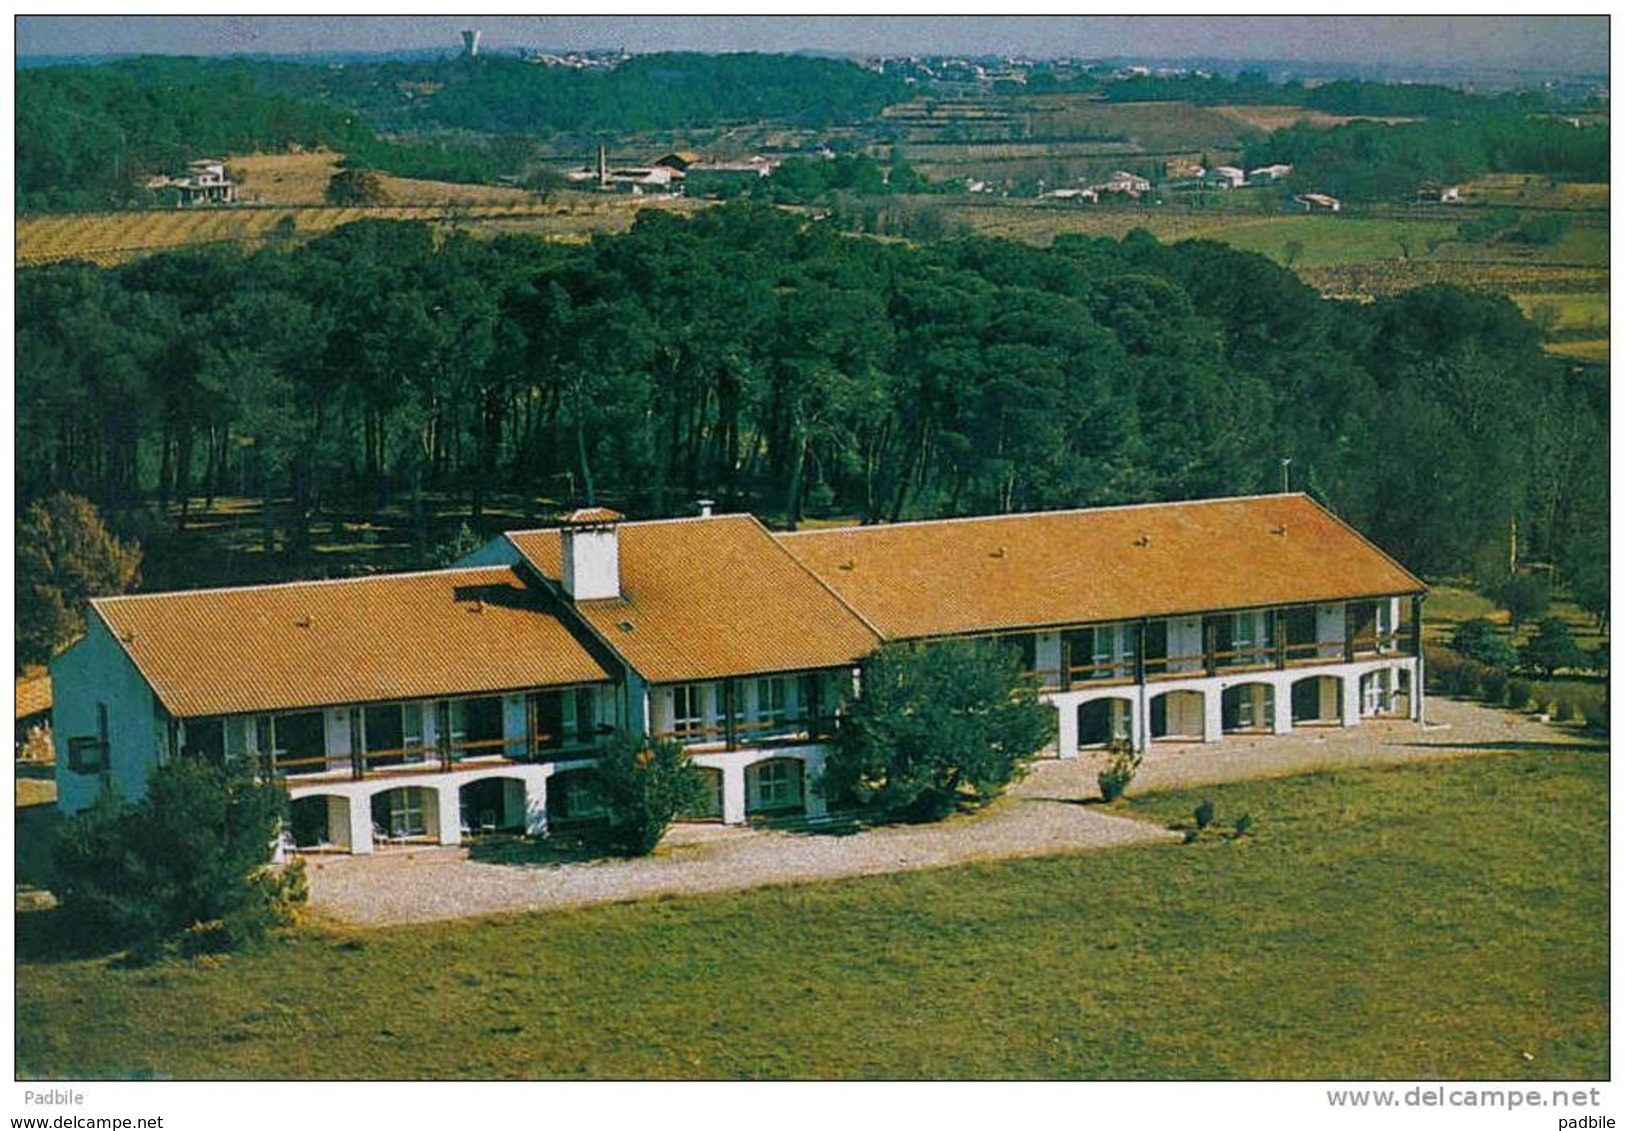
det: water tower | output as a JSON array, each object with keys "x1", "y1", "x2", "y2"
[{"x1": 461, "y1": 29, "x2": 481, "y2": 57}]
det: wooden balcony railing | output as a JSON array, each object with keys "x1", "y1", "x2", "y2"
[
  {"x1": 266, "y1": 728, "x2": 617, "y2": 782},
  {"x1": 651, "y1": 714, "x2": 840, "y2": 752}
]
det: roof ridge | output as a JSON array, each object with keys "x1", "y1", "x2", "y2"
[
  {"x1": 91, "y1": 563, "x2": 519, "y2": 607},
  {"x1": 774, "y1": 493, "x2": 1308, "y2": 538},
  {"x1": 745, "y1": 514, "x2": 888, "y2": 642},
  {"x1": 507, "y1": 512, "x2": 754, "y2": 539}
]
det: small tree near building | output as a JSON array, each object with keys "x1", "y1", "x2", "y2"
[
  {"x1": 591, "y1": 736, "x2": 711, "y2": 856},
  {"x1": 824, "y1": 640, "x2": 1056, "y2": 822},
  {"x1": 53, "y1": 757, "x2": 301, "y2": 956},
  {"x1": 16, "y1": 492, "x2": 142, "y2": 669}
]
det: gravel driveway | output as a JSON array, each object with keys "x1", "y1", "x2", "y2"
[{"x1": 303, "y1": 696, "x2": 1599, "y2": 926}]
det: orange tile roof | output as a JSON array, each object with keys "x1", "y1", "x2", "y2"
[
  {"x1": 507, "y1": 515, "x2": 882, "y2": 684},
  {"x1": 778, "y1": 494, "x2": 1424, "y2": 640},
  {"x1": 91, "y1": 567, "x2": 609, "y2": 719},
  {"x1": 15, "y1": 673, "x2": 51, "y2": 721}
]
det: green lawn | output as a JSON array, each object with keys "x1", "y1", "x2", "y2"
[{"x1": 15, "y1": 749, "x2": 1607, "y2": 1080}]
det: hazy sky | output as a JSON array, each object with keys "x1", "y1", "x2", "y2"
[{"x1": 14, "y1": 15, "x2": 1610, "y2": 75}]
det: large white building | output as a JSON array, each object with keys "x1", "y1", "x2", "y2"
[{"x1": 52, "y1": 494, "x2": 1424, "y2": 853}]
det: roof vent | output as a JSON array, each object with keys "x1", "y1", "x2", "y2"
[
  {"x1": 839, "y1": 558, "x2": 856, "y2": 571},
  {"x1": 697, "y1": 497, "x2": 715, "y2": 518},
  {"x1": 472, "y1": 598, "x2": 485, "y2": 613},
  {"x1": 296, "y1": 614, "x2": 315, "y2": 629},
  {"x1": 1272, "y1": 524, "x2": 1288, "y2": 536},
  {"x1": 617, "y1": 619, "x2": 636, "y2": 633},
  {"x1": 991, "y1": 545, "x2": 1008, "y2": 559},
  {"x1": 1134, "y1": 534, "x2": 1151, "y2": 548}
]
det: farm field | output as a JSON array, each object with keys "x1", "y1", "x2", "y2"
[{"x1": 15, "y1": 749, "x2": 1607, "y2": 1079}]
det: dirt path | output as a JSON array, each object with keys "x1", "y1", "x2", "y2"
[{"x1": 303, "y1": 697, "x2": 1599, "y2": 927}]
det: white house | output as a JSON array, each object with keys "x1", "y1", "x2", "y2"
[
  {"x1": 1209, "y1": 166, "x2": 1247, "y2": 190},
  {"x1": 53, "y1": 495, "x2": 1424, "y2": 853},
  {"x1": 1247, "y1": 163, "x2": 1294, "y2": 184},
  {"x1": 1294, "y1": 192, "x2": 1343, "y2": 213}
]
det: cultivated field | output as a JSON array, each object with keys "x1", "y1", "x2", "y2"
[{"x1": 15, "y1": 744, "x2": 1607, "y2": 1078}]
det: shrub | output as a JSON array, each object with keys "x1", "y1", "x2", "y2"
[
  {"x1": 1553, "y1": 694, "x2": 1575, "y2": 723},
  {"x1": 1521, "y1": 617, "x2": 1586, "y2": 677},
  {"x1": 826, "y1": 640, "x2": 1056, "y2": 822},
  {"x1": 1233, "y1": 813, "x2": 1255, "y2": 838},
  {"x1": 1577, "y1": 690, "x2": 1609, "y2": 734},
  {"x1": 1194, "y1": 798, "x2": 1216, "y2": 829},
  {"x1": 53, "y1": 757, "x2": 292, "y2": 954},
  {"x1": 1450, "y1": 618, "x2": 1519, "y2": 670},
  {"x1": 1495, "y1": 573, "x2": 1550, "y2": 628},
  {"x1": 1482, "y1": 667, "x2": 1509, "y2": 705},
  {"x1": 1424, "y1": 645, "x2": 1461, "y2": 693},
  {"x1": 1097, "y1": 739, "x2": 1142, "y2": 803},
  {"x1": 1506, "y1": 679, "x2": 1534, "y2": 711},
  {"x1": 1451, "y1": 659, "x2": 1486, "y2": 700},
  {"x1": 591, "y1": 736, "x2": 711, "y2": 856}
]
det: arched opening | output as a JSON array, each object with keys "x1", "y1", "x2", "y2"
[
  {"x1": 1290, "y1": 675, "x2": 1343, "y2": 724},
  {"x1": 1077, "y1": 697, "x2": 1134, "y2": 748},
  {"x1": 459, "y1": 777, "x2": 527, "y2": 835},
  {"x1": 679, "y1": 766, "x2": 725, "y2": 821},
  {"x1": 745, "y1": 757, "x2": 805, "y2": 816},
  {"x1": 1150, "y1": 689, "x2": 1205, "y2": 741},
  {"x1": 370, "y1": 786, "x2": 437, "y2": 843},
  {"x1": 1221, "y1": 683, "x2": 1274, "y2": 734},
  {"x1": 546, "y1": 767, "x2": 607, "y2": 827},
  {"x1": 288, "y1": 794, "x2": 342, "y2": 850}
]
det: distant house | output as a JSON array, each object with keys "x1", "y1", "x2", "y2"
[
  {"x1": 1294, "y1": 192, "x2": 1343, "y2": 213},
  {"x1": 1247, "y1": 163, "x2": 1294, "y2": 184},
  {"x1": 1416, "y1": 182, "x2": 1462, "y2": 204},
  {"x1": 148, "y1": 159, "x2": 238, "y2": 207},
  {"x1": 1209, "y1": 166, "x2": 1247, "y2": 190},
  {"x1": 16, "y1": 672, "x2": 52, "y2": 760},
  {"x1": 1040, "y1": 187, "x2": 1099, "y2": 204},
  {"x1": 565, "y1": 145, "x2": 686, "y2": 195},
  {"x1": 1164, "y1": 159, "x2": 1206, "y2": 180},
  {"x1": 1093, "y1": 171, "x2": 1151, "y2": 196}
]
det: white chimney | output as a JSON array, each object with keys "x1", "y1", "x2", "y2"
[
  {"x1": 559, "y1": 508, "x2": 623, "y2": 601},
  {"x1": 697, "y1": 497, "x2": 715, "y2": 518}
]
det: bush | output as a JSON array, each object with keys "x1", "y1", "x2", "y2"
[
  {"x1": 53, "y1": 757, "x2": 295, "y2": 954},
  {"x1": 1232, "y1": 813, "x2": 1255, "y2": 838},
  {"x1": 826, "y1": 640, "x2": 1056, "y2": 821},
  {"x1": 1424, "y1": 645, "x2": 1460, "y2": 694},
  {"x1": 1097, "y1": 739, "x2": 1142, "y2": 803},
  {"x1": 1450, "y1": 618, "x2": 1519, "y2": 670},
  {"x1": 1577, "y1": 690, "x2": 1608, "y2": 734},
  {"x1": 1521, "y1": 617, "x2": 1586, "y2": 677},
  {"x1": 591, "y1": 736, "x2": 711, "y2": 856},
  {"x1": 1506, "y1": 679, "x2": 1534, "y2": 711},
  {"x1": 1194, "y1": 798, "x2": 1216, "y2": 829},
  {"x1": 1482, "y1": 667, "x2": 1509, "y2": 705},
  {"x1": 1553, "y1": 694, "x2": 1575, "y2": 722},
  {"x1": 1451, "y1": 659, "x2": 1486, "y2": 700}
]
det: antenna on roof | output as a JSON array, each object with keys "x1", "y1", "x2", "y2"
[{"x1": 1280, "y1": 457, "x2": 1293, "y2": 494}]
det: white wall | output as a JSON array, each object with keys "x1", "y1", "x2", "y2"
[{"x1": 51, "y1": 614, "x2": 164, "y2": 813}]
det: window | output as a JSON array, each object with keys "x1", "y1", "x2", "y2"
[
  {"x1": 756, "y1": 676, "x2": 788, "y2": 728},
  {"x1": 67, "y1": 735, "x2": 108, "y2": 775},
  {"x1": 363, "y1": 703, "x2": 427, "y2": 765},
  {"x1": 183, "y1": 718, "x2": 226, "y2": 765},
  {"x1": 671, "y1": 684, "x2": 705, "y2": 738},
  {"x1": 448, "y1": 696, "x2": 504, "y2": 755},
  {"x1": 372, "y1": 788, "x2": 428, "y2": 839},
  {"x1": 747, "y1": 759, "x2": 803, "y2": 813},
  {"x1": 269, "y1": 711, "x2": 326, "y2": 772},
  {"x1": 573, "y1": 687, "x2": 599, "y2": 739},
  {"x1": 1143, "y1": 621, "x2": 1169, "y2": 674}
]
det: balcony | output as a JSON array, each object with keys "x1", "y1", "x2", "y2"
[
  {"x1": 651, "y1": 714, "x2": 841, "y2": 753},
  {"x1": 265, "y1": 727, "x2": 617, "y2": 783}
]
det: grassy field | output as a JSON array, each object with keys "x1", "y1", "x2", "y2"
[{"x1": 15, "y1": 749, "x2": 1608, "y2": 1080}]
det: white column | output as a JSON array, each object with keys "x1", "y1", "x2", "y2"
[
  {"x1": 524, "y1": 774, "x2": 548, "y2": 836},
  {"x1": 1203, "y1": 688, "x2": 1223, "y2": 742},
  {"x1": 435, "y1": 784, "x2": 461, "y2": 845},
  {"x1": 1341, "y1": 674, "x2": 1361, "y2": 727},
  {"x1": 1056, "y1": 701, "x2": 1078, "y2": 759},
  {"x1": 722, "y1": 760, "x2": 747, "y2": 825},
  {"x1": 348, "y1": 792, "x2": 375, "y2": 855},
  {"x1": 1272, "y1": 677, "x2": 1293, "y2": 735},
  {"x1": 327, "y1": 795, "x2": 352, "y2": 851}
]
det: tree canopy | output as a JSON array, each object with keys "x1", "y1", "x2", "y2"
[
  {"x1": 15, "y1": 492, "x2": 141, "y2": 668},
  {"x1": 15, "y1": 204, "x2": 1607, "y2": 597},
  {"x1": 825, "y1": 639, "x2": 1056, "y2": 821}
]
